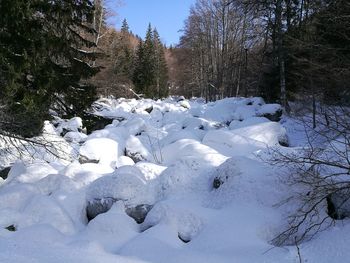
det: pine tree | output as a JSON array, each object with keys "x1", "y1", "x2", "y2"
[{"x1": 0, "y1": 0, "x2": 98, "y2": 137}]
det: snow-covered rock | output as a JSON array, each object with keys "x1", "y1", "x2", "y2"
[{"x1": 79, "y1": 138, "x2": 120, "y2": 167}]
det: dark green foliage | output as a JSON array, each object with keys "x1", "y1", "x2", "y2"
[
  {"x1": 153, "y1": 29, "x2": 169, "y2": 98},
  {"x1": 132, "y1": 24, "x2": 168, "y2": 98},
  {"x1": 0, "y1": 0, "x2": 98, "y2": 137},
  {"x1": 258, "y1": 0, "x2": 350, "y2": 105},
  {"x1": 115, "y1": 19, "x2": 134, "y2": 81}
]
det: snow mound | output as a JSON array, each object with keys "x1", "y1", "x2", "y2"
[{"x1": 87, "y1": 165, "x2": 156, "y2": 206}]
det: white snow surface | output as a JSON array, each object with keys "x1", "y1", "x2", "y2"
[{"x1": 0, "y1": 96, "x2": 347, "y2": 262}]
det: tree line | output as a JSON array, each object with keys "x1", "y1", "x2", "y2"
[
  {"x1": 0, "y1": 0, "x2": 169, "y2": 138},
  {"x1": 1, "y1": 0, "x2": 348, "y2": 138},
  {"x1": 168, "y1": 0, "x2": 350, "y2": 109}
]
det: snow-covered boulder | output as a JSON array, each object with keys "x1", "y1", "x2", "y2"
[
  {"x1": 141, "y1": 202, "x2": 203, "y2": 243},
  {"x1": 211, "y1": 158, "x2": 242, "y2": 190},
  {"x1": 63, "y1": 131, "x2": 87, "y2": 144},
  {"x1": 87, "y1": 166, "x2": 152, "y2": 205},
  {"x1": 125, "y1": 135, "x2": 152, "y2": 163},
  {"x1": 231, "y1": 122, "x2": 289, "y2": 147},
  {"x1": 86, "y1": 165, "x2": 158, "y2": 223},
  {"x1": 257, "y1": 104, "x2": 283, "y2": 122},
  {"x1": 79, "y1": 138, "x2": 120, "y2": 167}
]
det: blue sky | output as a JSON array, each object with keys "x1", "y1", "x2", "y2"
[{"x1": 112, "y1": 0, "x2": 195, "y2": 46}]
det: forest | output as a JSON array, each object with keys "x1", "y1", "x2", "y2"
[{"x1": 1, "y1": 0, "x2": 349, "y2": 137}]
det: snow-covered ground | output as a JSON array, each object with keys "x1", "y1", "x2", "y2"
[{"x1": 0, "y1": 97, "x2": 348, "y2": 262}]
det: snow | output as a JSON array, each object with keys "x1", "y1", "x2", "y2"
[{"x1": 0, "y1": 96, "x2": 348, "y2": 263}]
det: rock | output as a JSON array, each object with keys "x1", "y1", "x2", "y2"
[
  {"x1": 178, "y1": 233, "x2": 191, "y2": 243},
  {"x1": 78, "y1": 155, "x2": 99, "y2": 164},
  {"x1": 177, "y1": 96, "x2": 185, "y2": 102},
  {"x1": 262, "y1": 109, "x2": 283, "y2": 122},
  {"x1": 257, "y1": 104, "x2": 283, "y2": 122},
  {"x1": 5, "y1": 225, "x2": 16, "y2": 232},
  {"x1": 82, "y1": 113, "x2": 114, "y2": 134},
  {"x1": 0, "y1": 167, "x2": 11, "y2": 180},
  {"x1": 210, "y1": 158, "x2": 242, "y2": 191},
  {"x1": 86, "y1": 197, "x2": 117, "y2": 221},
  {"x1": 278, "y1": 134, "x2": 289, "y2": 147},
  {"x1": 125, "y1": 135, "x2": 151, "y2": 163},
  {"x1": 327, "y1": 191, "x2": 350, "y2": 220},
  {"x1": 213, "y1": 177, "x2": 224, "y2": 189},
  {"x1": 86, "y1": 198, "x2": 152, "y2": 224},
  {"x1": 125, "y1": 204, "x2": 153, "y2": 224},
  {"x1": 144, "y1": 106, "x2": 153, "y2": 114},
  {"x1": 125, "y1": 150, "x2": 145, "y2": 163}
]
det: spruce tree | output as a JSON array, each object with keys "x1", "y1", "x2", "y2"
[
  {"x1": 132, "y1": 39, "x2": 146, "y2": 95},
  {"x1": 132, "y1": 23, "x2": 156, "y2": 98},
  {"x1": 0, "y1": 0, "x2": 98, "y2": 137},
  {"x1": 115, "y1": 19, "x2": 133, "y2": 81},
  {"x1": 153, "y1": 28, "x2": 169, "y2": 98},
  {"x1": 142, "y1": 23, "x2": 156, "y2": 97},
  {"x1": 121, "y1": 18, "x2": 130, "y2": 34}
]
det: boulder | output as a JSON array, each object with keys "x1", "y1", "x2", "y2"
[{"x1": 82, "y1": 113, "x2": 115, "y2": 134}]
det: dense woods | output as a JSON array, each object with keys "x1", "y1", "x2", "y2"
[{"x1": 170, "y1": 0, "x2": 350, "y2": 108}]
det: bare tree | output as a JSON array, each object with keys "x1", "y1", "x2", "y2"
[{"x1": 269, "y1": 105, "x2": 350, "y2": 246}]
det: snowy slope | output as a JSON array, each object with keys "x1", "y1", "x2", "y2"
[{"x1": 0, "y1": 96, "x2": 348, "y2": 263}]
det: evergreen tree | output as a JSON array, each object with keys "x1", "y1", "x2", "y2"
[
  {"x1": 132, "y1": 23, "x2": 156, "y2": 98},
  {"x1": 115, "y1": 19, "x2": 133, "y2": 80},
  {"x1": 132, "y1": 39, "x2": 146, "y2": 95},
  {"x1": 121, "y1": 18, "x2": 130, "y2": 34},
  {"x1": 153, "y1": 28, "x2": 169, "y2": 98},
  {"x1": 0, "y1": 0, "x2": 98, "y2": 137},
  {"x1": 132, "y1": 24, "x2": 168, "y2": 98}
]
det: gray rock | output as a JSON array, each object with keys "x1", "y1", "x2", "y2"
[
  {"x1": 5, "y1": 225, "x2": 16, "y2": 232},
  {"x1": 125, "y1": 149, "x2": 146, "y2": 163},
  {"x1": 213, "y1": 177, "x2": 224, "y2": 189},
  {"x1": 86, "y1": 197, "x2": 117, "y2": 221},
  {"x1": 86, "y1": 198, "x2": 152, "y2": 224},
  {"x1": 0, "y1": 167, "x2": 11, "y2": 180},
  {"x1": 327, "y1": 191, "x2": 350, "y2": 220},
  {"x1": 125, "y1": 204, "x2": 153, "y2": 224},
  {"x1": 261, "y1": 109, "x2": 283, "y2": 122},
  {"x1": 144, "y1": 106, "x2": 153, "y2": 114},
  {"x1": 79, "y1": 155, "x2": 99, "y2": 164},
  {"x1": 178, "y1": 232, "x2": 191, "y2": 243},
  {"x1": 82, "y1": 113, "x2": 115, "y2": 134}
]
